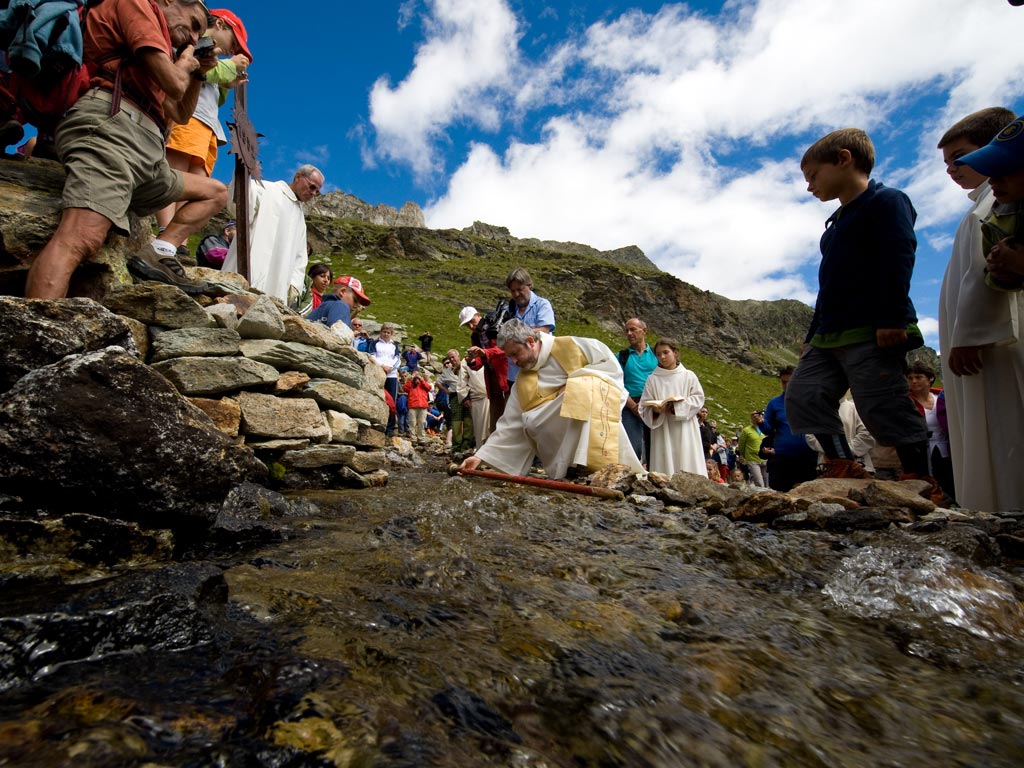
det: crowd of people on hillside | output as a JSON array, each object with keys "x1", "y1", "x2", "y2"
[{"x1": 3, "y1": 0, "x2": 1021, "y2": 513}]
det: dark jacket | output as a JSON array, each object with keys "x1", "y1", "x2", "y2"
[{"x1": 806, "y1": 180, "x2": 918, "y2": 343}]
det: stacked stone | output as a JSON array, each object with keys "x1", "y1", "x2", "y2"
[{"x1": 103, "y1": 280, "x2": 391, "y2": 490}]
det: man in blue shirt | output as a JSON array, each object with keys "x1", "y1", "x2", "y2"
[
  {"x1": 617, "y1": 317, "x2": 658, "y2": 465},
  {"x1": 762, "y1": 365, "x2": 818, "y2": 491},
  {"x1": 505, "y1": 267, "x2": 555, "y2": 385}
]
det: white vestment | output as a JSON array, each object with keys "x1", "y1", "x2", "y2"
[
  {"x1": 475, "y1": 334, "x2": 642, "y2": 479},
  {"x1": 458, "y1": 363, "x2": 491, "y2": 446},
  {"x1": 938, "y1": 182, "x2": 1024, "y2": 512},
  {"x1": 223, "y1": 179, "x2": 308, "y2": 303},
  {"x1": 637, "y1": 364, "x2": 706, "y2": 478}
]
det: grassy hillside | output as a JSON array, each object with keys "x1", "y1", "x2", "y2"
[{"x1": 314, "y1": 229, "x2": 781, "y2": 437}]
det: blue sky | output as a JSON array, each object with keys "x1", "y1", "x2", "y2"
[{"x1": 218, "y1": 0, "x2": 1024, "y2": 349}]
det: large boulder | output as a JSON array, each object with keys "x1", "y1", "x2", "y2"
[
  {"x1": 0, "y1": 347, "x2": 266, "y2": 529},
  {"x1": 238, "y1": 339, "x2": 364, "y2": 388},
  {"x1": 0, "y1": 297, "x2": 138, "y2": 392}
]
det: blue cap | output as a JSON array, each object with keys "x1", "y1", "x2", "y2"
[{"x1": 955, "y1": 115, "x2": 1024, "y2": 176}]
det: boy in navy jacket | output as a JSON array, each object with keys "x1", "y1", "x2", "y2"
[{"x1": 786, "y1": 128, "x2": 931, "y2": 484}]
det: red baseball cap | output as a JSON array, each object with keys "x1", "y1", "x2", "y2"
[
  {"x1": 210, "y1": 9, "x2": 253, "y2": 63},
  {"x1": 334, "y1": 276, "x2": 371, "y2": 306}
]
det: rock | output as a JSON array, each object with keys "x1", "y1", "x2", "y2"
[
  {"x1": 588, "y1": 464, "x2": 635, "y2": 493},
  {"x1": 0, "y1": 348, "x2": 266, "y2": 528},
  {"x1": 628, "y1": 494, "x2": 661, "y2": 507},
  {"x1": 152, "y1": 356, "x2": 280, "y2": 396},
  {"x1": 338, "y1": 466, "x2": 390, "y2": 488},
  {"x1": 347, "y1": 450, "x2": 387, "y2": 473},
  {"x1": 730, "y1": 491, "x2": 800, "y2": 523},
  {"x1": 355, "y1": 422, "x2": 387, "y2": 448},
  {"x1": 217, "y1": 293, "x2": 257, "y2": 315},
  {"x1": 389, "y1": 436, "x2": 415, "y2": 458},
  {"x1": 301, "y1": 378, "x2": 388, "y2": 425},
  {"x1": 664, "y1": 470, "x2": 740, "y2": 510},
  {"x1": 786, "y1": 478, "x2": 865, "y2": 510},
  {"x1": 119, "y1": 315, "x2": 149, "y2": 360},
  {"x1": 281, "y1": 316, "x2": 349, "y2": 355},
  {"x1": 916, "y1": 524, "x2": 1000, "y2": 567},
  {"x1": 239, "y1": 339, "x2": 364, "y2": 388},
  {"x1": 630, "y1": 475, "x2": 659, "y2": 496},
  {"x1": 850, "y1": 480, "x2": 935, "y2": 515},
  {"x1": 0, "y1": 512, "x2": 174, "y2": 568},
  {"x1": 647, "y1": 472, "x2": 671, "y2": 488},
  {"x1": 188, "y1": 397, "x2": 242, "y2": 437},
  {"x1": 279, "y1": 445, "x2": 357, "y2": 469},
  {"x1": 325, "y1": 410, "x2": 359, "y2": 443},
  {"x1": 274, "y1": 371, "x2": 311, "y2": 394},
  {"x1": 996, "y1": 534, "x2": 1024, "y2": 559},
  {"x1": 238, "y1": 392, "x2": 331, "y2": 440},
  {"x1": 245, "y1": 438, "x2": 311, "y2": 451},
  {"x1": 211, "y1": 482, "x2": 318, "y2": 542},
  {"x1": 236, "y1": 295, "x2": 286, "y2": 340},
  {"x1": 205, "y1": 302, "x2": 240, "y2": 330},
  {"x1": 150, "y1": 327, "x2": 241, "y2": 362},
  {"x1": 0, "y1": 297, "x2": 138, "y2": 392},
  {"x1": 815, "y1": 507, "x2": 894, "y2": 532},
  {"x1": 102, "y1": 284, "x2": 215, "y2": 329}
]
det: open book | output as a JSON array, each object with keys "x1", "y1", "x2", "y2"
[{"x1": 640, "y1": 394, "x2": 687, "y2": 408}]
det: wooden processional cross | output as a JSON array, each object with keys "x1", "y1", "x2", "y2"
[{"x1": 226, "y1": 82, "x2": 261, "y2": 283}]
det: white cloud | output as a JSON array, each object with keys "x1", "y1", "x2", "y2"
[
  {"x1": 373, "y1": 0, "x2": 1024, "y2": 299},
  {"x1": 917, "y1": 315, "x2": 940, "y2": 350},
  {"x1": 369, "y1": 0, "x2": 520, "y2": 178}
]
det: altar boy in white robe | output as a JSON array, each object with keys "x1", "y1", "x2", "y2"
[
  {"x1": 941, "y1": 108, "x2": 1024, "y2": 512},
  {"x1": 637, "y1": 339, "x2": 707, "y2": 478},
  {"x1": 460, "y1": 320, "x2": 642, "y2": 479}
]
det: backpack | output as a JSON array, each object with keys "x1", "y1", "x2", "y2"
[{"x1": 0, "y1": 0, "x2": 102, "y2": 131}]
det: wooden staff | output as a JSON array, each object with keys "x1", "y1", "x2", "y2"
[{"x1": 453, "y1": 466, "x2": 625, "y2": 501}]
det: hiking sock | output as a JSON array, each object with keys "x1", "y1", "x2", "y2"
[
  {"x1": 150, "y1": 239, "x2": 177, "y2": 258},
  {"x1": 895, "y1": 441, "x2": 930, "y2": 477},
  {"x1": 814, "y1": 433, "x2": 855, "y2": 460}
]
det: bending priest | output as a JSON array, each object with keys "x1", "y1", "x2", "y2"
[{"x1": 460, "y1": 319, "x2": 643, "y2": 479}]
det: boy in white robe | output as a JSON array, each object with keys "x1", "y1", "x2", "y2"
[
  {"x1": 939, "y1": 108, "x2": 1024, "y2": 512},
  {"x1": 460, "y1": 320, "x2": 642, "y2": 479},
  {"x1": 638, "y1": 338, "x2": 707, "y2": 478}
]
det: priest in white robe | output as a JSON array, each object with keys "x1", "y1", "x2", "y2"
[
  {"x1": 637, "y1": 341, "x2": 707, "y2": 478},
  {"x1": 222, "y1": 165, "x2": 324, "y2": 305},
  {"x1": 939, "y1": 179, "x2": 1024, "y2": 513},
  {"x1": 460, "y1": 320, "x2": 642, "y2": 479}
]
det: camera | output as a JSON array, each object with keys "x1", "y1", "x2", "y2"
[{"x1": 193, "y1": 36, "x2": 216, "y2": 57}]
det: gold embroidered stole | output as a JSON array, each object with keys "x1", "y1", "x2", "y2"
[{"x1": 517, "y1": 337, "x2": 621, "y2": 470}]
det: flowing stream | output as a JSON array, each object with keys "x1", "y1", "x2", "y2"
[{"x1": 1, "y1": 464, "x2": 1022, "y2": 767}]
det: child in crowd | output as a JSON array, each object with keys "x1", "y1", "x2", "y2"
[
  {"x1": 403, "y1": 369, "x2": 432, "y2": 439},
  {"x1": 785, "y1": 128, "x2": 933, "y2": 488},
  {"x1": 906, "y1": 363, "x2": 953, "y2": 502},
  {"x1": 952, "y1": 113, "x2": 1024, "y2": 511},
  {"x1": 395, "y1": 375, "x2": 410, "y2": 437},
  {"x1": 156, "y1": 9, "x2": 252, "y2": 238},
  {"x1": 706, "y1": 459, "x2": 725, "y2": 484},
  {"x1": 638, "y1": 339, "x2": 707, "y2": 478}
]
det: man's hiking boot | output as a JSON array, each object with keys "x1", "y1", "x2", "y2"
[
  {"x1": 819, "y1": 457, "x2": 872, "y2": 480},
  {"x1": 128, "y1": 243, "x2": 208, "y2": 295}
]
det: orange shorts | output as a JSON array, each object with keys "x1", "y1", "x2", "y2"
[{"x1": 165, "y1": 117, "x2": 218, "y2": 176}]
